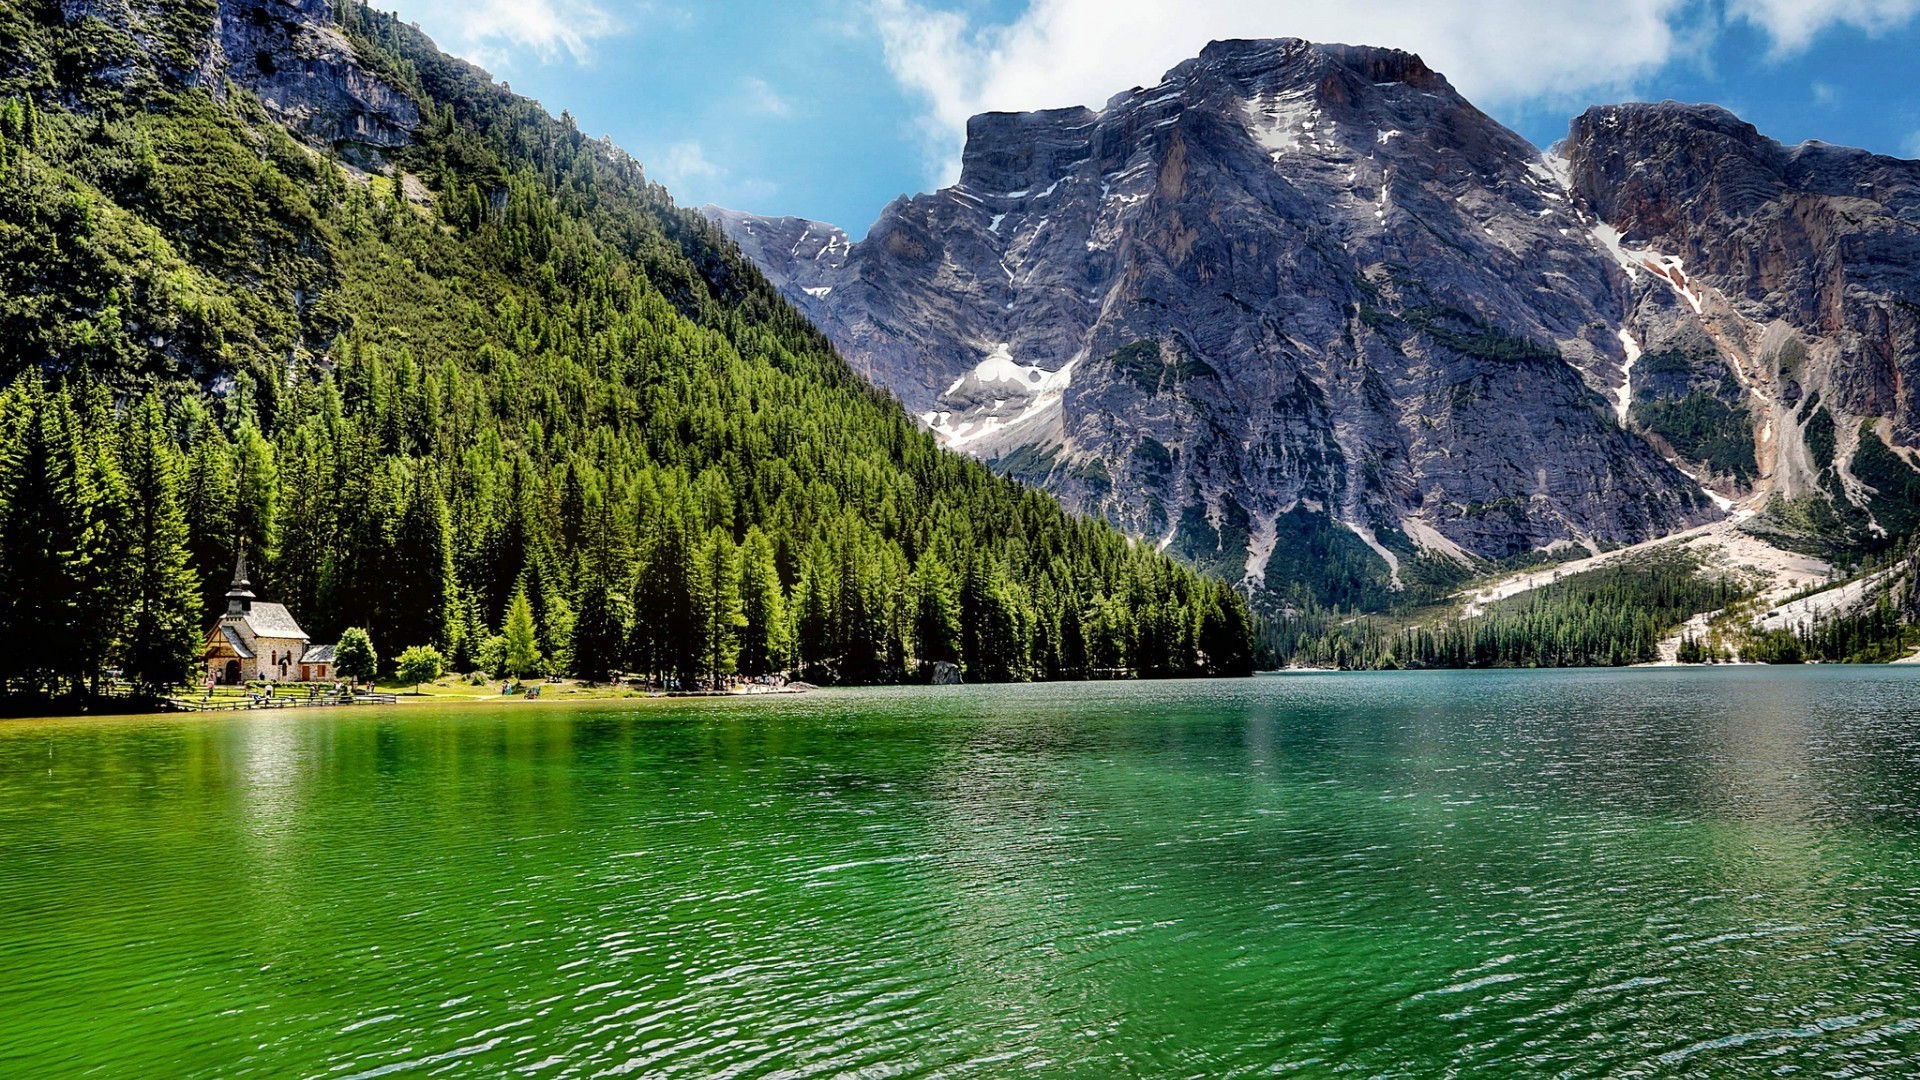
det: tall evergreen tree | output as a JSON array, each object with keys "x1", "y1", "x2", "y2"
[
  {"x1": 912, "y1": 553, "x2": 961, "y2": 665},
  {"x1": 690, "y1": 526, "x2": 742, "y2": 684},
  {"x1": 233, "y1": 422, "x2": 279, "y2": 576},
  {"x1": 389, "y1": 464, "x2": 454, "y2": 651},
  {"x1": 74, "y1": 385, "x2": 129, "y2": 695},
  {"x1": 736, "y1": 526, "x2": 789, "y2": 677},
  {"x1": 114, "y1": 395, "x2": 201, "y2": 698},
  {"x1": 501, "y1": 585, "x2": 543, "y2": 679},
  {"x1": 629, "y1": 494, "x2": 696, "y2": 680},
  {"x1": 0, "y1": 381, "x2": 94, "y2": 696},
  {"x1": 179, "y1": 408, "x2": 236, "y2": 615}
]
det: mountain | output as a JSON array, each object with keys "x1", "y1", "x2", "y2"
[
  {"x1": 0, "y1": 0, "x2": 1253, "y2": 697},
  {"x1": 1563, "y1": 103, "x2": 1920, "y2": 551},
  {"x1": 710, "y1": 39, "x2": 1920, "y2": 611}
]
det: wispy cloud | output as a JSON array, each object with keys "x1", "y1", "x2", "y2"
[
  {"x1": 869, "y1": 0, "x2": 1920, "y2": 185},
  {"x1": 392, "y1": 0, "x2": 622, "y2": 69},
  {"x1": 649, "y1": 140, "x2": 778, "y2": 208},
  {"x1": 742, "y1": 76, "x2": 795, "y2": 117},
  {"x1": 659, "y1": 140, "x2": 722, "y2": 181},
  {"x1": 1903, "y1": 131, "x2": 1920, "y2": 159},
  {"x1": 1727, "y1": 0, "x2": 1920, "y2": 54}
]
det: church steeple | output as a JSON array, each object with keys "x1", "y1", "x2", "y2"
[{"x1": 225, "y1": 543, "x2": 256, "y2": 616}]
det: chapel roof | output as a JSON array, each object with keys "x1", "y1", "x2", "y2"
[
  {"x1": 240, "y1": 603, "x2": 308, "y2": 641},
  {"x1": 220, "y1": 624, "x2": 256, "y2": 659}
]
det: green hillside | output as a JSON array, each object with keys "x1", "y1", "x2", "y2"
[{"x1": 0, "y1": 0, "x2": 1252, "y2": 701}]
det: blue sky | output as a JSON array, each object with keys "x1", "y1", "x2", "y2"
[{"x1": 380, "y1": 0, "x2": 1920, "y2": 236}]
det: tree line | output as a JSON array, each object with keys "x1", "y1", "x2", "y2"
[{"x1": 1267, "y1": 555, "x2": 1742, "y2": 670}]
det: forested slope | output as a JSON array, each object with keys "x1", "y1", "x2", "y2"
[{"x1": 0, "y1": 0, "x2": 1252, "y2": 700}]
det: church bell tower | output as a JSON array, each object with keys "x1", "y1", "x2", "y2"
[{"x1": 225, "y1": 545, "x2": 256, "y2": 617}]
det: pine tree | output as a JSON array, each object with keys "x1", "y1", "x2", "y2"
[
  {"x1": 115, "y1": 395, "x2": 201, "y2": 698},
  {"x1": 389, "y1": 465, "x2": 454, "y2": 651},
  {"x1": 629, "y1": 495, "x2": 695, "y2": 680},
  {"x1": 568, "y1": 488, "x2": 630, "y2": 681},
  {"x1": 690, "y1": 526, "x2": 742, "y2": 684},
  {"x1": 180, "y1": 408, "x2": 236, "y2": 615},
  {"x1": 962, "y1": 553, "x2": 1032, "y2": 682},
  {"x1": 501, "y1": 585, "x2": 543, "y2": 679},
  {"x1": 791, "y1": 542, "x2": 836, "y2": 679},
  {"x1": 74, "y1": 385, "x2": 129, "y2": 695},
  {"x1": 233, "y1": 422, "x2": 279, "y2": 580},
  {"x1": 912, "y1": 553, "x2": 960, "y2": 664},
  {"x1": 569, "y1": 577, "x2": 628, "y2": 681},
  {"x1": 0, "y1": 380, "x2": 92, "y2": 696},
  {"x1": 736, "y1": 526, "x2": 789, "y2": 677}
]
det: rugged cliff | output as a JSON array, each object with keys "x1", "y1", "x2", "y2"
[
  {"x1": 712, "y1": 40, "x2": 1731, "y2": 608},
  {"x1": 1564, "y1": 103, "x2": 1920, "y2": 551},
  {"x1": 713, "y1": 40, "x2": 1920, "y2": 605}
]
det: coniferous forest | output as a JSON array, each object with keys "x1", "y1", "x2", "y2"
[
  {"x1": 0, "y1": 3, "x2": 1254, "y2": 703},
  {"x1": 1268, "y1": 554, "x2": 1747, "y2": 670}
]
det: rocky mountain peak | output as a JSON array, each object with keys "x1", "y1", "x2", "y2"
[
  {"x1": 711, "y1": 39, "x2": 1730, "y2": 607},
  {"x1": 958, "y1": 107, "x2": 1099, "y2": 194},
  {"x1": 712, "y1": 39, "x2": 1920, "y2": 602},
  {"x1": 1174, "y1": 38, "x2": 1443, "y2": 95},
  {"x1": 951, "y1": 39, "x2": 1467, "y2": 202},
  {"x1": 1564, "y1": 102, "x2": 1783, "y2": 249}
]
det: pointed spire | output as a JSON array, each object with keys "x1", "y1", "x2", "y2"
[{"x1": 226, "y1": 538, "x2": 255, "y2": 616}]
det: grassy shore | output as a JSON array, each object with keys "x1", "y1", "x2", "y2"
[{"x1": 376, "y1": 678, "x2": 657, "y2": 702}]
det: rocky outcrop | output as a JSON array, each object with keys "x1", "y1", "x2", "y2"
[
  {"x1": 1564, "y1": 103, "x2": 1920, "y2": 534},
  {"x1": 55, "y1": 0, "x2": 416, "y2": 153},
  {"x1": 711, "y1": 39, "x2": 1726, "y2": 606}
]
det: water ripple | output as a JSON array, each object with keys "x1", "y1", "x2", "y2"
[{"x1": 4, "y1": 669, "x2": 1920, "y2": 1075}]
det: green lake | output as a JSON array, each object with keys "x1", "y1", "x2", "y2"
[{"x1": 5, "y1": 668, "x2": 1920, "y2": 1076}]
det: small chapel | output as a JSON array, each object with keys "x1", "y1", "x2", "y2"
[{"x1": 201, "y1": 550, "x2": 336, "y2": 685}]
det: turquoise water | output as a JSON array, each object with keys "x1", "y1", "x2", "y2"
[{"x1": 4, "y1": 668, "x2": 1920, "y2": 1075}]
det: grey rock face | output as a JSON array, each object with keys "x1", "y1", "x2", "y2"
[
  {"x1": 57, "y1": 0, "x2": 416, "y2": 153},
  {"x1": 1565, "y1": 104, "x2": 1920, "y2": 523},
  {"x1": 699, "y1": 207, "x2": 855, "y2": 356},
  {"x1": 216, "y1": 0, "x2": 418, "y2": 151},
  {"x1": 712, "y1": 39, "x2": 1723, "y2": 605}
]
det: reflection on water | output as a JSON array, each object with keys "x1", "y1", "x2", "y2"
[{"x1": 3, "y1": 668, "x2": 1920, "y2": 1075}]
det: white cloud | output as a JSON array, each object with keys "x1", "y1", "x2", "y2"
[
  {"x1": 648, "y1": 141, "x2": 779, "y2": 209},
  {"x1": 1728, "y1": 0, "x2": 1920, "y2": 53},
  {"x1": 870, "y1": 0, "x2": 1920, "y2": 184},
  {"x1": 658, "y1": 140, "x2": 723, "y2": 182},
  {"x1": 742, "y1": 76, "x2": 795, "y2": 117},
  {"x1": 1903, "y1": 131, "x2": 1920, "y2": 159},
  {"x1": 391, "y1": 0, "x2": 620, "y2": 69}
]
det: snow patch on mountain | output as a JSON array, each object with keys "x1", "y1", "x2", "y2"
[
  {"x1": 922, "y1": 343, "x2": 1076, "y2": 454},
  {"x1": 1241, "y1": 90, "x2": 1317, "y2": 155}
]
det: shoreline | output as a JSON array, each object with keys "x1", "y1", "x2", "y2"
[{"x1": 0, "y1": 685, "x2": 820, "y2": 724}]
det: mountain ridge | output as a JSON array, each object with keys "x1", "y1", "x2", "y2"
[{"x1": 708, "y1": 37, "x2": 1920, "y2": 610}]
